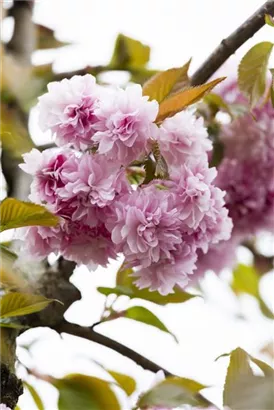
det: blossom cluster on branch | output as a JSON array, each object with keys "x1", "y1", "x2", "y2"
[
  {"x1": 194, "y1": 81, "x2": 274, "y2": 278},
  {"x1": 19, "y1": 74, "x2": 232, "y2": 294}
]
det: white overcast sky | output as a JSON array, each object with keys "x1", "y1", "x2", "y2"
[{"x1": 2, "y1": 1, "x2": 274, "y2": 409}]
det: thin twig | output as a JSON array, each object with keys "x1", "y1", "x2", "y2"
[
  {"x1": 57, "y1": 321, "x2": 172, "y2": 376},
  {"x1": 191, "y1": 1, "x2": 274, "y2": 85}
]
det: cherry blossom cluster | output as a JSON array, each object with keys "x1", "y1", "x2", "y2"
[
  {"x1": 194, "y1": 81, "x2": 274, "y2": 279},
  {"x1": 19, "y1": 74, "x2": 232, "y2": 294}
]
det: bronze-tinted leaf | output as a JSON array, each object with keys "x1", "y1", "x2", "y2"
[
  {"x1": 142, "y1": 60, "x2": 191, "y2": 102},
  {"x1": 156, "y1": 77, "x2": 226, "y2": 122}
]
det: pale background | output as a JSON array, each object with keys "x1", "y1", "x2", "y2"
[{"x1": 1, "y1": 1, "x2": 274, "y2": 409}]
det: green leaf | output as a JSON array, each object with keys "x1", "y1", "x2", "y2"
[
  {"x1": 156, "y1": 77, "x2": 226, "y2": 122},
  {"x1": 142, "y1": 60, "x2": 191, "y2": 102},
  {"x1": 204, "y1": 92, "x2": 232, "y2": 116},
  {"x1": 0, "y1": 292, "x2": 56, "y2": 319},
  {"x1": 54, "y1": 374, "x2": 120, "y2": 410},
  {"x1": 98, "y1": 285, "x2": 196, "y2": 305},
  {"x1": 0, "y1": 321, "x2": 27, "y2": 329},
  {"x1": 0, "y1": 102, "x2": 34, "y2": 158},
  {"x1": 0, "y1": 244, "x2": 27, "y2": 291},
  {"x1": 110, "y1": 34, "x2": 150, "y2": 69},
  {"x1": 238, "y1": 41, "x2": 273, "y2": 108},
  {"x1": 223, "y1": 347, "x2": 254, "y2": 407},
  {"x1": 108, "y1": 371, "x2": 136, "y2": 396},
  {"x1": 138, "y1": 376, "x2": 207, "y2": 408},
  {"x1": 265, "y1": 14, "x2": 274, "y2": 27},
  {"x1": 249, "y1": 355, "x2": 274, "y2": 377},
  {"x1": 231, "y1": 264, "x2": 274, "y2": 319},
  {"x1": 232, "y1": 264, "x2": 259, "y2": 297},
  {"x1": 24, "y1": 381, "x2": 45, "y2": 410},
  {"x1": 124, "y1": 306, "x2": 178, "y2": 342},
  {"x1": 0, "y1": 198, "x2": 59, "y2": 232},
  {"x1": 225, "y1": 374, "x2": 274, "y2": 410}
]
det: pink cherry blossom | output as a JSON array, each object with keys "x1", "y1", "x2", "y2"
[
  {"x1": 215, "y1": 158, "x2": 274, "y2": 236},
  {"x1": 106, "y1": 185, "x2": 182, "y2": 269},
  {"x1": 20, "y1": 148, "x2": 76, "y2": 205},
  {"x1": 0, "y1": 405, "x2": 12, "y2": 410},
  {"x1": 57, "y1": 153, "x2": 131, "y2": 225},
  {"x1": 168, "y1": 160, "x2": 217, "y2": 230},
  {"x1": 157, "y1": 110, "x2": 212, "y2": 168},
  {"x1": 19, "y1": 219, "x2": 117, "y2": 269},
  {"x1": 192, "y1": 235, "x2": 240, "y2": 282},
  {"x1": 38, "y1": 74, "x2": 100, "y2": 150},
  {"x1": 133, "y1": 241, "x2": 197, "y2": 295},
  {"x1": 92, "y1": 84, "x2": 159, "y2": 165}
]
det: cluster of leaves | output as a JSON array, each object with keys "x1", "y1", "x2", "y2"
[{"x1": 15, "y1": 347, "x2": 274, "y2": 410}]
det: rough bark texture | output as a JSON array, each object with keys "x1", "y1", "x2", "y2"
[{"x1": 0, "y1": 364, "x2": 23, "y2": 409}]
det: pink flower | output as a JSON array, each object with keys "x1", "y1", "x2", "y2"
[
  {"x1": 19, "y1": 219, "x2": 117, "y2": 269},
  {"x1": 192, "y1": 185, "x2": 233, "y2": 253},
  {"x1": 0, "y1": 405, "x2": 12, "y2": 410},
  {"x1": 157, "y1": 111, "x2": 212, "y2": 168},
  {"x1": 20, "y1": 148, "x2": 76, "y2": 205},
  {"x1": 58, "y1": 153, "x2": 131, "y2": 225},
  {"x1": 38, "y1": 74, "x2": 100, "y2": 150},
  {"x1": 168, "y1": 161, "x2": 217, "y2": 230},
  {"x1": 215, "y1": 158, "x2": 274, "y2": 236},
  {"x1": 92, "y1": 84, "x2": 159, "y2": 165},
  {"x1": 192, "y1": 235, "x2": 240, "y2": 282},
  {"x1": 107, "y1": 185, "x2": 182, "y2": 269},
  {"x1": 133, "y1": 241, "x2": 197, "y2": 295}
]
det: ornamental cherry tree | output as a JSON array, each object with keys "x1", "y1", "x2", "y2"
[{"x1": 0, "y1": 1, "x2": 274, "y2": 410}]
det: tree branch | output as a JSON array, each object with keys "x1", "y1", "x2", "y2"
[
  {"x1": 57, "y1": 321, "x2": 213, "y2": 407},
  {"x1": 191, "y1": 1, "x2": 274, "y2": 86},
  {"x1": 57, "y1": 321, "x2": 172, "y2": 376}
]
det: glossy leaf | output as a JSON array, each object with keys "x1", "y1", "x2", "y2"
[
  {"x1": 110, "y1": 34, "x2": 150, "y2": 69},
  {"x1": 156, "y1": 77, "x2": 226, "y2": 122},
  {"x1": 142, "y1": 60, "x2": 191, "y2": 102},
  {"x1": 24, "y1": 381, "x2": 45, "y2": 410},
  {"x1": 238, "y1": 41, "x2": 273, "y2": 107},
  {"x1": 108, "y1": 371, "x2": 136, "y2": 396},
  {"x1": 124, "y1": 306, "x2": 178, "y2": 342},
  {"x1": 0, "y1": 198, "x2": 59, "y2": 232},
  {"x1": 54, "y1": 374, "x2": 120, "y2": 410},
  {"x1": 265, "y1": 14, "x2": 274, "y2": 27},
  {"x1": 138, "y1": 376, "x2": 207, "y2": 408},
  {"x1": 0, "y1": 292, "x2": 55, "y2": 319}
]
